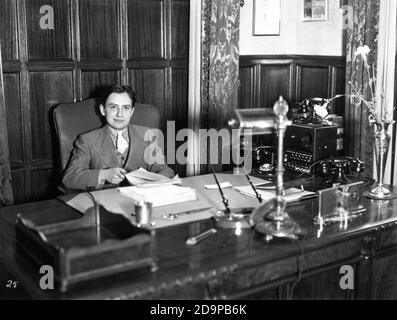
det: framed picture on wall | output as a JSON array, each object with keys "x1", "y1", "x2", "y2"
[
  {"x1": 253, "y1": 0, "x2": 281, "y2": 36},
  {"x1": 303, "y1": 0, "x2": 328, "y2": 21}
]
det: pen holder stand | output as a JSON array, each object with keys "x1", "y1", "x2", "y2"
[{"x1": 213, "y1": 209, "x2": 252, "y2": 229}]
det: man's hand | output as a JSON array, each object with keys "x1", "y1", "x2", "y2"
[{"x1": 99, "y1": 168, "x2": 127, "y2": 184}]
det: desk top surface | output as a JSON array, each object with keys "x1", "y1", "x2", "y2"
[{"x1": 1, "y1": 174, "x2": 396, "y2": 299}]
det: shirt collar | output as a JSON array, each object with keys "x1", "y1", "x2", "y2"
[{"x1": 107, "y1": 125, "x2": 129, "y2": 140}]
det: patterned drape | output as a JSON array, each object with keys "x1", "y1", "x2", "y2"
[
  {"x1": 201, "y1": 0, "x2": 241, "y2": 173},
  {"x1": 0, "y1": 45, "x2": 14, "y2": 205},
  {"x1": 344, "y1": 0, "x2": 380, "y2": 178}
]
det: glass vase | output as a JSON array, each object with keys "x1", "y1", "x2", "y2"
[{"x1": 366, "y1": 120, "x2": 396, "y2": 200}]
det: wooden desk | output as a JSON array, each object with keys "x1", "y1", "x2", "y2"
[{"x1": 1, "y1": 174, "x2": 397, "y2": 300}]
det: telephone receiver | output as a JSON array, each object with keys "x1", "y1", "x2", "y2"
[
  {"x1": 313, "y1": 156, "x2": 364, "y2": 184},
  {"x1": 294, "y1": 98, "x2": 329, "y2": 124}
]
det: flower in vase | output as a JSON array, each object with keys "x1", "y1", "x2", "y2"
[
  {"x1": 354, "y1": 45, "x2": 371, "y2": 58},
  {"x1": 349, "y1": 45, "x2": 394, "y2": 125}
]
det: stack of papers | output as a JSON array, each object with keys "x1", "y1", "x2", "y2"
[
  {"x1": 125, "y1": 167, "x2": 181, "y2": 186},
  {"x1": 118, "y1": 185, "x2": 197, "y2": 207},
  {"x1": 234, "y1": 186, "x2": 316, "y2": 203}
]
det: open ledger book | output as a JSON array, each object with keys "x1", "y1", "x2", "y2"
[{"x1": 125, "y1": 167, "x2": 181, "y2": 186}]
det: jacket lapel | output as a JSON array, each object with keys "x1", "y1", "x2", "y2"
[
  {"x1": 93, "y1": 126, "x2": 120, "y2": 168},
  {"x1": 125, "y1": 125, "x2": 146, "y2": 171}
]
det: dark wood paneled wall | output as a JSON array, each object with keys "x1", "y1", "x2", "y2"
[
  {"x1": 239, "y1": 55, "x2": 346, "y2": 115},
  {"x1": 0, "y1": 0, "x2": 189, "y2": 204}
]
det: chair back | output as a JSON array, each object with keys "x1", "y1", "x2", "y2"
[{"x1": 53, "y1": 98, "x2": 159, "y2": 172}]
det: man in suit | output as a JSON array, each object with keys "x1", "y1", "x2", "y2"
[{"x1": 62, "y1": 85, "x2": 174, "y2": 190}]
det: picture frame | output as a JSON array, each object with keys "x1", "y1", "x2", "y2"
[
  {"x1": 253, "y1": 0, "x2": 281, "y2": 36},
  {"x1": 303, "y1": 0, "x2": 328, "y2": 22}
]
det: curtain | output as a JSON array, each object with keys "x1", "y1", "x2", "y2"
[
  {"x1": 0, "y1": 45, "x2": 14, "y2": 205},
  {"x1": 344, "y1": 0, "x2": 380, "y2": 178},
  {"x1": 201, "y1": 0, "x2": 241, "y2": 173}
]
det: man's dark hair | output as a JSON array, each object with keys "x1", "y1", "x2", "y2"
[{"x1": 101, "y1": 84, "x2": 137, "y2": 107}]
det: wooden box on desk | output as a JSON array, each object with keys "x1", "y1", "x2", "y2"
[{"x1": 15, "y1": 204, "x2": 155, "y2": 292}]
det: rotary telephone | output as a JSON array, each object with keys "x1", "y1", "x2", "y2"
[
  {"x1": 252, "y1": 146, "x2": 275, "y2": 173},
  {"x1": 312, "y1": 156, "x2": 364, "y2": 184}
]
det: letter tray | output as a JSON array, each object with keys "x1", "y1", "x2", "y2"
[{"x1": 15, "y1": 204, "x2": 156, "y2": 292}]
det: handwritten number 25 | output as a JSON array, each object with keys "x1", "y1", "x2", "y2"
[{"x1": 6, "y1": 280, "x2": 18, "y2": 288}]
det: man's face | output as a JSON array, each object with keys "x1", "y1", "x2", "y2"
[{"x1": 100, "y1": 92, "x2": 134, "y2": 131}]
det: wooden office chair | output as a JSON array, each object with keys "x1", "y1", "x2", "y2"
[{"x1": 53, "y1": 98, "x2": 160, "y2": 174}]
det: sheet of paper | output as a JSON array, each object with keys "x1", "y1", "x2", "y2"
[
  {"x1": 204, "y1": 182, "x2": 233, "y2": 190},
  {"x1": 118, "y1": 185, "x2": 197, "y2": 207},
  {"x1": 65, "y1": 189, "x2": 135, "y2": 218},
  {"x1": 135, "y1": 175, "x2": 182, "y2": 187},
  {"x1": 126, "y1": 167, "x2": 169, "y2": 181},
  {"x1": 254, "y1": 181, "x2": 273, "y2": 187},
  {"x1": 234, "y1": 185, "x2": 316, "y2": 203},
  {"x1": 125, "y1": 175, "x2": 149, "y2": 185},
  {"x1": 125, "y1": 167, "x2": 181, "y2": 186}
]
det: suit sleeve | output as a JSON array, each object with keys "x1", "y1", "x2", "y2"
[
  {"x1": 149, "y1": 162, "x2": 175, "y2": 178},
  {"x1": 146, "y1": 141, "x2": 175, "y2": 179},
  {"x1": 62, "y1": 136, "x2": 102, "y2": 190}
]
